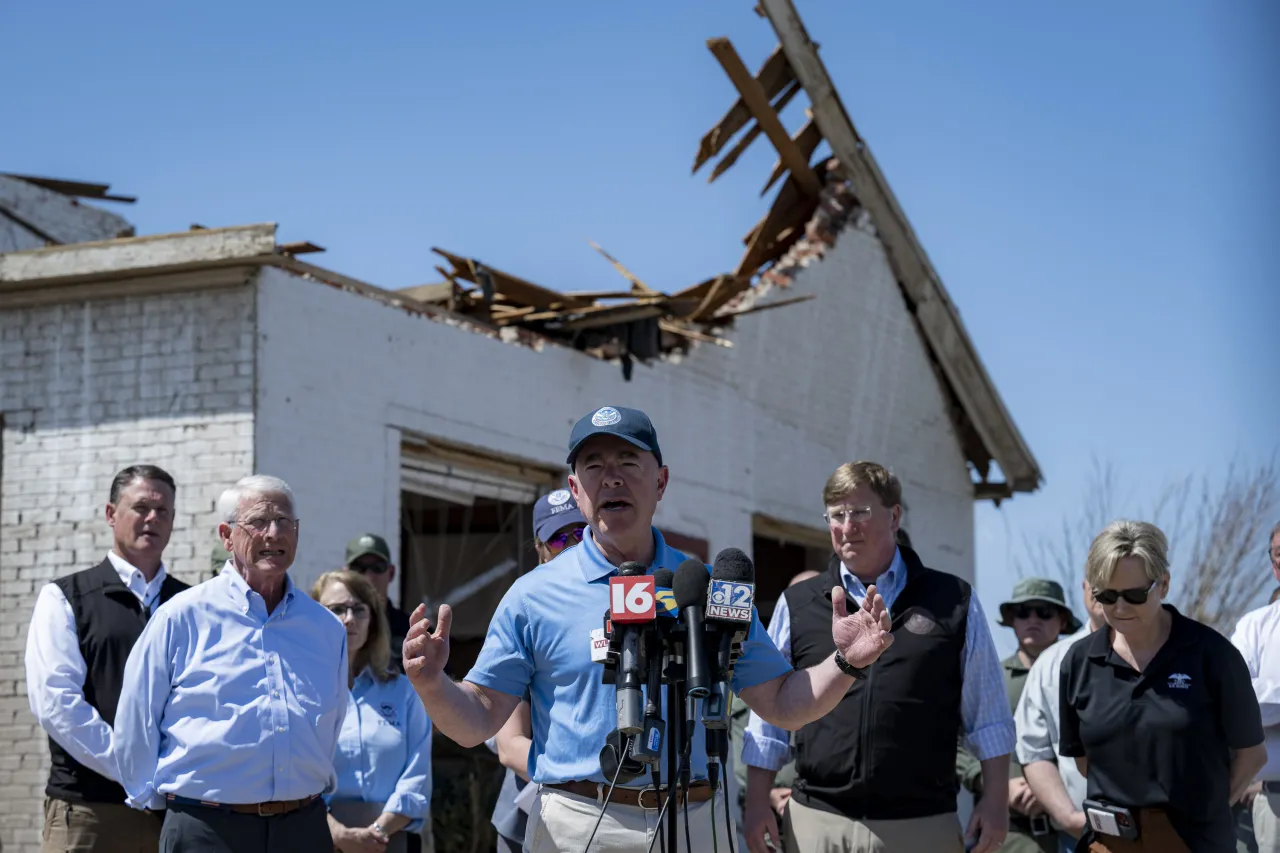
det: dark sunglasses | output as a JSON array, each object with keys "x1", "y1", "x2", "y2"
[
  {"x1": 1012, "y1": 604, "x2": 1060, "y2": 621},
  {"x1": 351, "y1": 560, "x2": 390, "y2": 575},
  {"x1": 1093, "y1": 580, "x2": 1157, "y2": 606},
  {"x1": 548, "y1": 527, "x2": 585, "y2": 549}
]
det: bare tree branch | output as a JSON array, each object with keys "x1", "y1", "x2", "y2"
[{"x1": 1017, "y1": 455, "x2": 1279, "y2": 634}]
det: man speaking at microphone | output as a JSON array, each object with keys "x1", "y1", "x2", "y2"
[{"x1": 402, "y1": 406, "x2": 894, "y2": 853}]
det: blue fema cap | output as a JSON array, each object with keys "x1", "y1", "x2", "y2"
[
  {"x1": 566, "y1": 406, "x2": 663, "y2": 468},
  {"x1": 532, "y1": 488, "x2": 587, "y2": 543}
]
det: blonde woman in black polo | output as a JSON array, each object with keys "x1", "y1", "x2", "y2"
[{"x1": 1059, "y1": 520, "x2": 1266, "y2": 852}]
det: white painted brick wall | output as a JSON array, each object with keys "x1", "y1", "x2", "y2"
[
  {"x1": 0, "y1": 286, "x2": 256, "y2": 850},
  {"x1": 255, "y1": 221, "x2": 974, "y2": 601}
]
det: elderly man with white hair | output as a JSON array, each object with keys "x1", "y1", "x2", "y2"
[{"x1": 114, "y1": 475, "x2": 349, "y2": 853}]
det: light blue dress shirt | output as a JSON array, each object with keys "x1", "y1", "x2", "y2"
[
  {"x1": 467, "y1": 528, "x2": 793, "y2": 786},
  {"x1": 115, "y1": 564, "x2": 349, "y2": 809},
  {"x1": 742, "y1": 548, "x2": 1015, "y2": 771},
  {"x1": 330, "y1": 668, "x2": 433, "y2": 831}
]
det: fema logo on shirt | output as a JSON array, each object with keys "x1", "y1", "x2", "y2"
[
  {"x1": 379, "y1": 702, "x2": 401, "y2": 728},
  {"x1": 547, "y1": 489, "x2": 572, "y2": 507},
  {"x1": 591, "y1": 407, "x2": 621, "y2": 427}
]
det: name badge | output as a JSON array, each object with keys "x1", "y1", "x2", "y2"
[{"x1": 589, "y1": 627, "x2": 609, "y2": 662}]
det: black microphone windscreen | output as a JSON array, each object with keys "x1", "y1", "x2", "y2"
[
  {"x1": 673, "y1": 560, "x2": 709, "y2": 609},
  {"x1": 652, "y1": 568, "x2": 674, "y2": 588},
  {"x1": 712, "y1": 547, "x2": 755, "y2": 583},
  {"x1": 618, "y1": 561, "x2": 647, "y2": 577}
]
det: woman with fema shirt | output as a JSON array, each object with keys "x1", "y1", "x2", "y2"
[{"x1": 314, "y1": 570, "x2": 434, "y2": 853}]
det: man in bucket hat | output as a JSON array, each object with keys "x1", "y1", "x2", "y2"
[{"x1": 959, "y1": 578, "x2": 1080, "y2": 853}]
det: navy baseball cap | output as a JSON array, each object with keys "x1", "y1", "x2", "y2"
[
  {"x1": 566, "y1": 406, "x2": 663, "y2": 468},
  {"x1": 532, "y1": 488, "x2": 587, "y2": 542}
]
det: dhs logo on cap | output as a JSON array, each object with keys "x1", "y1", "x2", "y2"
[
  {"x1": 547, "y1": 489, "x2": 572, "y2": 507},
  {"x1": 591, "y1": 407, "x2": 622, "y2": 427}
]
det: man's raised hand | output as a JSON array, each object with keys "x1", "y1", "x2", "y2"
[
  {"x1": 403, "y1": 603, "x2": 452, "y2": 687},
  {"x1": 830, "y1": 584, "x2": 894, "y2": 669}
]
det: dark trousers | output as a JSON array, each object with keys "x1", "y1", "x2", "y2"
[{"x1": 159, "y1": 799, "x2": 330, "y2": 853}]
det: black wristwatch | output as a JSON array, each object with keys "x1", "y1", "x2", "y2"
[{"x1": 833, "y1": 649, "x2": 869, "y2": 679}]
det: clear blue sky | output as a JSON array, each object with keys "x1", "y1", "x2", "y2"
[{"x1": 4, "y1": 0, "x2": 1277, "y2": 653}]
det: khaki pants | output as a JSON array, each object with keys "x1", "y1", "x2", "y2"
[
  {"x1": 783, "y1": 797, "x2": 964, "y2": 853},
  {"x1": 523, "y1": 787, "x2": 736, "y2": 853},
  {"x1": 1254, "y1": 792, "x2": 1280, "y2": 853},
  {"x1": 42, "y1": 798, "x2": 163, "y2": 853}
]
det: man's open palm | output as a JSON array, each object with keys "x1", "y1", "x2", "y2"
[
  {"x1": 831, "y1": 585, "x2": 894, "y2": 669},
  {"x1": 402, "y1": 603, "x2": 451, "y2": 687}
]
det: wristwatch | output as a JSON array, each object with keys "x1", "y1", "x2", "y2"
[
  {"x1": 833, "y1": 649, "x2": 869, "y2": 679},
  {"x1": 370, "y1": 822, "x2": 390, "y2": 842}
]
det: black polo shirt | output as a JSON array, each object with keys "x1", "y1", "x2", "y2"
[{"x1": 1059, "y1": 605, "x2": 1264, "y2": 852}]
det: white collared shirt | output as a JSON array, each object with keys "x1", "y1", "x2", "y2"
[
  {"x1": 1231, "y1": 601, "x2": 1280, "y2": 780},
  {"x1": 1014, "y1": 625, "x2": 1093, "y2": 822},
  {"x1": 25, "y1": 552, "x2": 169, "y2": 784}
]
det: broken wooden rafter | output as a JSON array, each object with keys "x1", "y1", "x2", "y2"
[
  {"x1": 692, "y1": 45, "x2": 795, "y2": 174},
  {"x1": 588, "y1": 241, "x2": 657, "y2": 294},
  {"x1": 397, "y1": 282, "x2": 455, "y2": 304},
  {"x1": 705, "y1": 292, "x2": 816, "y2": 324},
  {"x1": 734, "y1": 175, "x2": 819, "y2": 280},
  {"x1": 658, "y1": 319, "x2": 734, "y2": 348},
  {"x1": 705, "y1": 37, "x2": 821, "y2": 197},
  {"x1": 432, "y1": 248, "x2": 593, "y2": 311},
  {"x1": 707, "y1": 80, "x2": 802, "y2": 184},
  {"x1": 277, "y1": 240, "x2": 325, "y2": 256},
  {"x1": 762, "y1": 111, "x2": 822, "y2": 195}
]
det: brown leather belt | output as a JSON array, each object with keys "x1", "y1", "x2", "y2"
[
  {"x1": 544, "y1": 781, "x2": 714, "y2": 809},
  {"x1": 166, "y1": 792, "x2": 320, "y2": 817}
]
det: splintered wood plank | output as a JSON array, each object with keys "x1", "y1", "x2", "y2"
[
  {"x1": 734, "y1": 175, "x2": 818, "y2": 280},
  {"x1": 706, "y1": 38, "x2": 821, "y2": 197},
  {"x1": 397, "y1": 282, "x2": 455, "y2": 304},
  {"x1": 707, "y1": 81, "x2": 802, "y2": 184},
  {"x1": 431, "y1": 248, "x2": 592, "y2": 310},
  {"x1": 762, "y1": 112, "x2": 822, "y2": 195},
  {"x1": 692, "y1": 44, "x2": 794, "y2": 174},
  {"x1": 703, "y1": 293, "x2": 817, "y2": 325},
  {"x1": 588, "y1": 241, "x2": 658, "y2": 294},
  {"x1": 658, "y1": 319, "x2": 734, "y2": 347}
]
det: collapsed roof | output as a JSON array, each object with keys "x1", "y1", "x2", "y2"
[{"x1": 0, "y1": 0, "x2": 1040, "y2": 499}]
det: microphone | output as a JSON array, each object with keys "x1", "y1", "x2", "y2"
[
  {"x1": 610, "y1": 561, "x2": 654, "y2": 736},
  {"x1": 632, "y1": 567, "x2": 673, "y2": 766},
  {"x1": 673, "y1": 559, "x2": 711, "y2": 699},
  {"x1": 703, "y1": 548, "x2": 756, "y2": 729}
]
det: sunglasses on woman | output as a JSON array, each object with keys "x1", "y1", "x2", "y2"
[
  {"x1": 1092, "y1": 579, "x2": 1157, "y2": 606},
  {"x1": 548, "y1": 527, "x2": 585, "y2": 549}
]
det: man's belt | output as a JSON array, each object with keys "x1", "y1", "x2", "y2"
[
  {"x1": 544, "y1": 780, "x2": 714, "y2": 809},
  {"x1": 165, "y1": 792, "x2": 320, "y2": 817}
]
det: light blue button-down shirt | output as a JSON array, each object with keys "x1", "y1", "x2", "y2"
[
  {"x1": 115, "y1": 563, "x2": 349, "y2": 809},
  {"x1": 742, "y1": 548, "x2": 1014, "y2": 771},
  {"x1": 467, "y1": 528, "x2": 793, "y2": 786},
  {"x1": 330, "y1": 669, "x2": 433, "y2": 831}
]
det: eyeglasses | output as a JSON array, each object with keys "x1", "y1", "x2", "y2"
[
  {"x1": 548, "y1": 527, "x2": 585, "y2": 549},
  {"x1": 326, "y1": 603, "x2": 372, "y2": 620},
  {"x1": 350, "y1": 559, "x2": 391, "y2": 575},
  {"x1": 823, "y1": 506, "x2": 873, "y2": 528},
  {"x1": 1092, "y1": 580, "x2": 1157, "y2": 606},
  {"x1": 232, "y1": 516, "x2": 298, "y2": 534},
  {"x1": 1012, "y1": 604, "x2": 1060, "y2": 621}
]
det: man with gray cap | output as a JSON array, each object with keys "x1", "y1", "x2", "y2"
[
  {"x1": 345, "y1": 533, "x2": 412, "y2": 673},
  {"x1": 403, "y1": 405, "x2": 895, "y2": 853},
  {"x1": 958, "y1": 578, "x2": 1079, "y2": 853}
]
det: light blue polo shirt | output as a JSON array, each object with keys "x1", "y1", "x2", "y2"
[{"x1": 467, "y1": 528, "x2": 792, "y2": 785}]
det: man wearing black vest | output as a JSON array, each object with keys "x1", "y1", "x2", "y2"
[
  {"x1": 25, "y1": 465, "x2": 190, "y2": 853},
  {"x1": 742, "y1": 461, "x2": 1014, "y2": 853}
]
